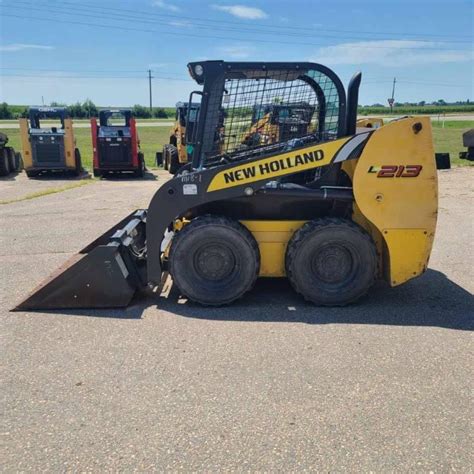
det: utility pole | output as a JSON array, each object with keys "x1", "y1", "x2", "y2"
[
  {"x1": 148, "y1": 69, "x2": 153, "y2": 115},
  {"x1": 388, "y1": 77, "x2": 396, "y2": 114}
]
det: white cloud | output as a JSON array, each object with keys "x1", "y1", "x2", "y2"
[
  {"x1": 217, "y1": 45, "x2": 256, "y2": 59},
  {"x1": 311, "y1": 40, "x2": 473, "y2": 67},
  {"x1": 167, "y1": 20, "x2": 192, "y2": 27},
  {"x1": 212, "y1": 4, "x2": 267, "y2": 19},
  {"x1": 152, "y1": 0, "x2": 179, "y2": 12},
  {"x1": 0, "y1": 43, "x2": 54, "y2": 52}
]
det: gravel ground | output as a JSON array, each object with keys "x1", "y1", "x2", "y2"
[{"x1": 1, "y1": 167, "x2": 473, "y2": 471}]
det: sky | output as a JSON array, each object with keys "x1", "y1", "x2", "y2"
[{"x1": 0, "y1": 0, "x2": 473, "y2": 107}]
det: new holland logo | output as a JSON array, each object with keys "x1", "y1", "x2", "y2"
[{"x1": 223, "y1": 149, "x2": 325, "y2": 184}]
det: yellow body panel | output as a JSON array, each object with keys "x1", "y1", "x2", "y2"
[
  {"x1": 241, "y1": 220, "x2": 307, "y2": 277},
  {"x1": 19, "y1": 118, "x2": 33, "y2": 168},
  {"x1": 169, "y1": 121, "x2": 189, "y2": 165},
  {"x1": 352, "y1": 116, "x2": 437, "y2": 286},
  {"x1": 63, "y1": 118, "x2": 76, "y2": 168}
]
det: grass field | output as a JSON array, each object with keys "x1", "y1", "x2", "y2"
[{"x1": 1, "y1": 120, "x2": 472, "y2": 171}]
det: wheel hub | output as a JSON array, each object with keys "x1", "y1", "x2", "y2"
[
  {"x1": 311, "y1": 244, "x2": 353, "y2": 284},
  {"x1": 194, "y1": 244, "x2": 236, "y2": 281}
]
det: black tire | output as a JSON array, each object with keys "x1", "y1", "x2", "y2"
[
  {"x1": 285, "y1": 218, "x2": 377, "y2": 306},
  {"x1": 168, "y1": 145, "x2": 180, "y2": 175},
  {"x1": 169, "y1": 215, "x2": 260, "y2": 306},
  {"x1": 155, "y1": 151, "x2": 163, "y2": 167},
  {"x1": 93, "y1": 169, "x2": 102, "y2": 178},
  {"x1": 134, "y1": 153, "x2": 145, "y2": 177},
  {"x1": 0, "y1": 149, "x2": 10, "y2": 176},
  {"x1": 6, "y1": 147, "x2": 15, "y2": 171},
  {"x1": 162, "y1": 144, "x2": 170, "y2": 170},
  {"x1": 72, "y1": 148, "x2": 82, "y2": 176},
  {"x1": 14, "y1": 152, "x2": 23, "y2": 171}
]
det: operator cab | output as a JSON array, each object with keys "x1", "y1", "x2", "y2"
[{"x1": 185, "y1": 61, "x2": 358, "y2": 171}]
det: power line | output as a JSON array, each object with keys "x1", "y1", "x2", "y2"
[
  {"x1": 2, "y1": 72, "x2": 471, "y2": 89},
  {"x1": 1, "y1": 73, "x2": 192, "y2": 81},
  {"x1": 12, "y1": 0, "x2": 472, "y2": 41},
  {"x1": 1, "y1": 10, "x2": 471, "y2": 52},
  {"x1": 6, "y1": 0, "x2": 473, "y2": 45}
]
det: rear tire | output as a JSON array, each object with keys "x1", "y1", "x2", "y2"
[
  {"x1": 168, "y1": 145, "x2": 179, "y2": 175},
  {"x1": 169, "y1": 215, "x2": 260, "y2": 306},
  {"x1": 14, "y1": 152, "x2": 23, "y2": 171},
  {"x1": 26, "y1": 169, "x2": 40, "y2": 178},
  {"x1": 285, "y1": 218, "x2": 377, "y2": 306},
  {"x1": 0, "y1": 149, "x2": 10, "y2": 176},
  {"x1": 134, "y1": 153, "x2": 145, "y2": 177},
  {"x1": 72, "y1": 148, "x2": 82, "y2": 176}
]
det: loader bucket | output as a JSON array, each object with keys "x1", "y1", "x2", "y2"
[{"x1": 14, "y1": 210, "x2": 148, "y2": 311}]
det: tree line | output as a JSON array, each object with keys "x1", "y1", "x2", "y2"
[{"x1": 0, "y1": 101, "x2": 174, "y2": 120}]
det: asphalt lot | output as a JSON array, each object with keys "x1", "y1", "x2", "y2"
[{"x1": 1, "y1": 167, "x2": 473, "y2": 471}]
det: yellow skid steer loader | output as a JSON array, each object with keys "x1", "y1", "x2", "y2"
[{"x1": 15, "y1": 61, "x2": 446, "y2": 310}]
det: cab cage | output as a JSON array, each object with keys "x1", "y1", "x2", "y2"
[
  {"x1": 29, "y1": 107, "x2": 67, "y2": 129},
  {"x1": 175, "y1": 102, "x2": 201, "y2": 127},
  {"x1": 99, "y1": 109, "x2": 132, "y2": 127},
  {"x1": 186, "y1": 61, "x2": 351, "y2": 169}
]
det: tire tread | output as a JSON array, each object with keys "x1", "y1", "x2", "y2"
[{"x1": 286, "y1": 218, "x2": 378, "y2": 306}]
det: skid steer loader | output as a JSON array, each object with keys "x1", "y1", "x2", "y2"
[
  {"x1": 15, "y1": 61, "x2": 443, "y2": 310},
  {"x1": 19, "y1": 107, "x2": 83, "y2": 177},
  {"x1": 92, "y1": 109, "x2": 145, "y2": 177},
  {"x1": 162, "y1": 101, "x2": 201, "y2": 174},
  {"x1": 242, "y1": 102, "x2": 316, "y2": 148}
]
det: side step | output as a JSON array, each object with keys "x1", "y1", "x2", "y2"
[{"x1": 13, "y1": 210, "x2": 148, "y2": 311}]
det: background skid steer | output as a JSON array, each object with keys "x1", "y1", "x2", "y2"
[
  {"x1": 15, "y1": 61, "x2": 443, "y2": 310},
  {"x1": 162, "y1": 101, "x2": 200, "y2": 174},
  {"x1": 19, "y1": 107, "x2": 83, "y2": 178}
]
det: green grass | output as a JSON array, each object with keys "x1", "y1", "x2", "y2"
[
  {"x1": 1, "y1": 120, "x2": 472, "y2": 170},
  {"x1": 359, "y1": 105, "x2": 474, "y2": 115},
  {"x1": 431, "y1": 120, "x2": 474, "y2": 129},
  {"x1": 0, "y1": 180, "x2": 92, "y2": 205}
]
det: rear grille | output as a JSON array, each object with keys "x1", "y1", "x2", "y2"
[
  {"x1": 99, "y1": 142, "x2": 131, "y2": 165},
  {"x1": 36, "y1": 144, "x2": 61, "y2": 163}
]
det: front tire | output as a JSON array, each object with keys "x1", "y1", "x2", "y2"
[
  {"x1": 169, "y1": 215, "x2": 260, "y2": 306},
  {"x1": 134, "y1": 153, "x2": 145, "y2": 177},
  {"x1": 285, "y1": 218, "x2": 377, "y2": 306}
]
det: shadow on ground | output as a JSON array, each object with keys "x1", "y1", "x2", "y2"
[
  {"x1": 96, "y1": 170, "x2": 157, "y2": 181},
  {"x1": 0, "y1": 170, "x2": 23, "y2": 181},
  {"x1": 28, "y1": 269, "x2": 474, "y2": 331},
  {"x1": 19, "y1": 170, "x2": 92, "y2": 180}
]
